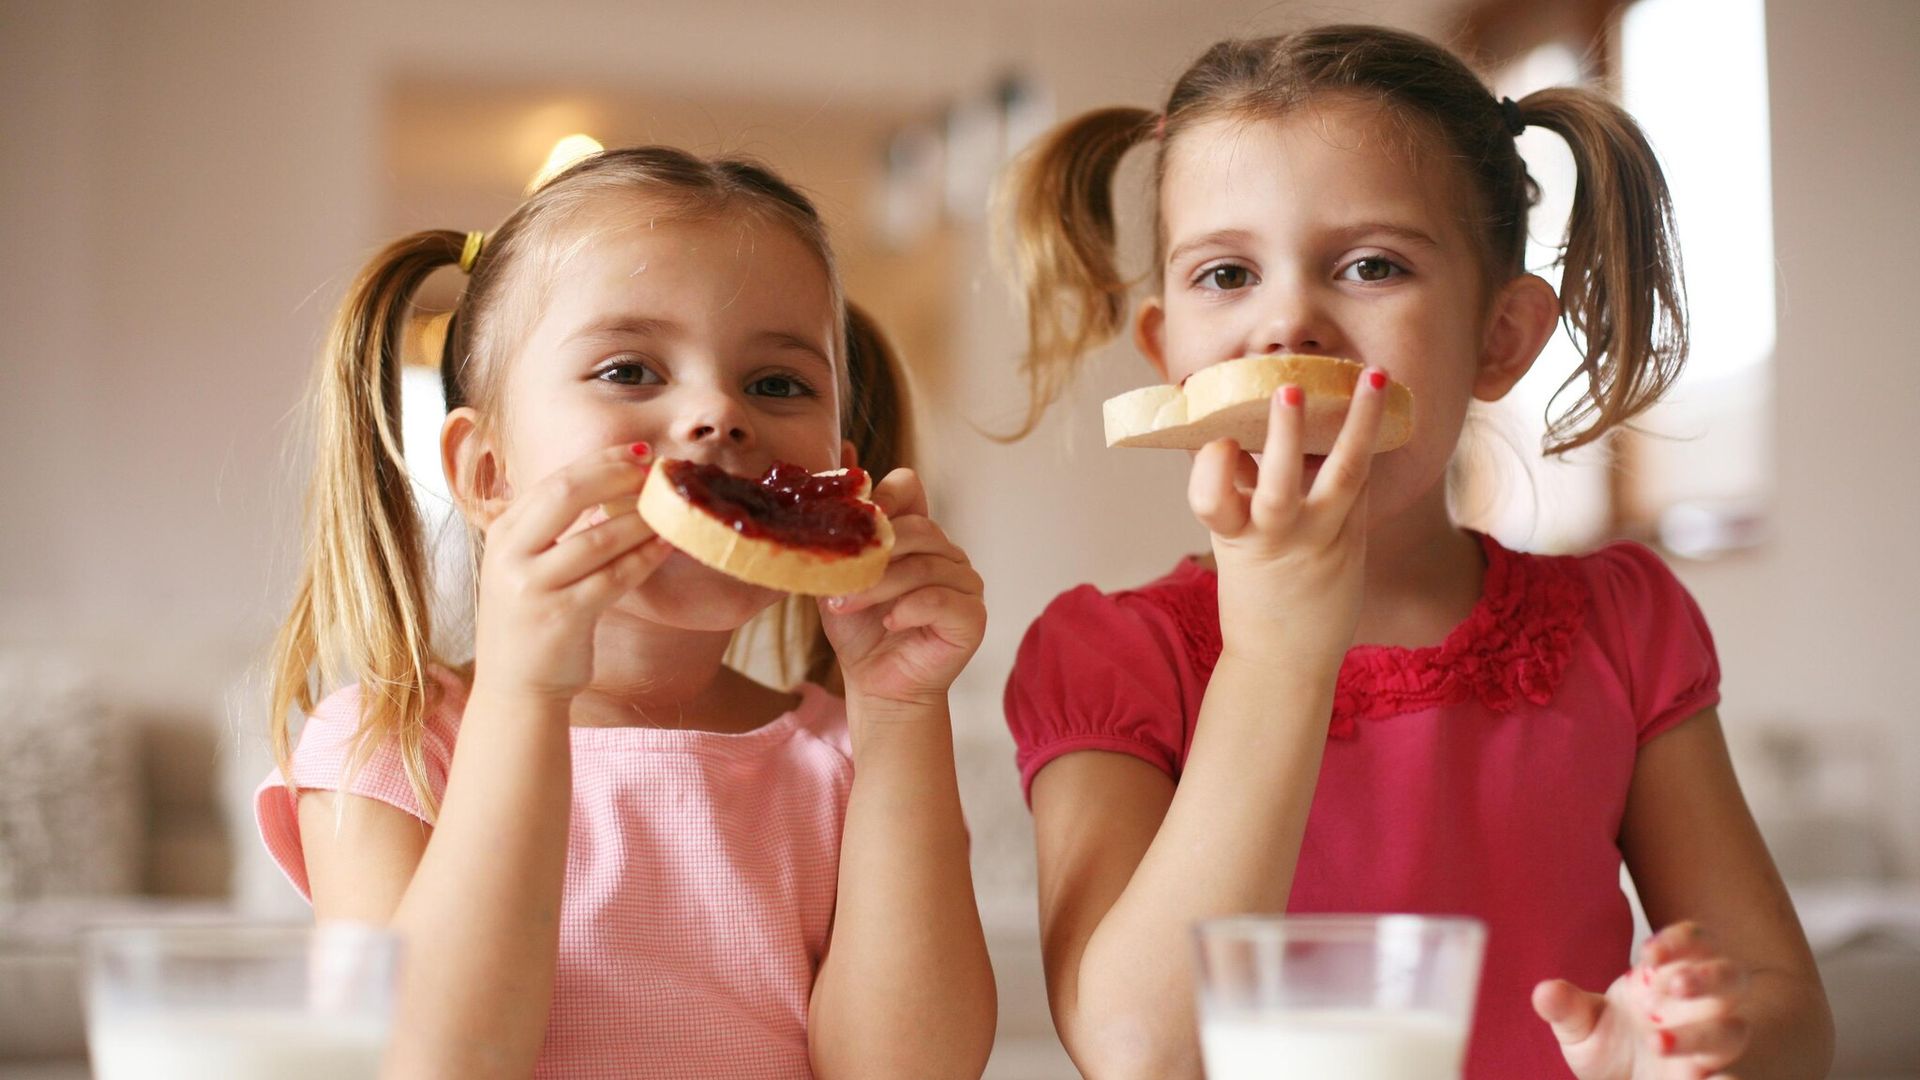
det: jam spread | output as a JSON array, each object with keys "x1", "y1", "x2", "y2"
[{"x1": 665, "y1": 459, "x2": 880, "y2": 556}]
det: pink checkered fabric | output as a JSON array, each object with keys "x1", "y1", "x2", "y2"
[{"x1": 256, "y1": 669, "x2": 851, "y2": 1078}]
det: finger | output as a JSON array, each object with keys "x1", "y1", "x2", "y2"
[
  {"x1": 1189, "y1": 439, "x2": 1251, "y2": 538},
  {"x1": 1249, "y1": 385, "x2": 1304, "y2": 532},
  {"x1": 882, "y1": 585, "x2": 987, "y2": 643},
  {"x1": 1303, "y1": 366, "x2": 1389, "y2": 521},
  {"x1": 868, "y1": 466, "x2": 927, "y2": 520},
  {"x1": 1642, "y1": 921, "x2": 1715, "y2": 968},
  {"x1": 825, "y1": 530, "x2": 975, "y2": 614},
  {"x1": 829, "y1": 552, "x2": 982, "y2": 615},
  {"x1": 1646, "y1": 984, "x2": 1737, "y2": 1035},
  {"x1": 1231, "y1": 449, "x2": 1259, "y2": 495},
  {"x1": 869, "y1": 514, "x2": 967, "y2": 564},
  {"x1": 1531, "y1": 979, "x2": 1606, "y2": 1046},
  {"x1": 824, "y1": 515, "x2": 969, "y2": 614},
  {"x1": 1653, "y1": 1015, "x2": 1750, "y2": 1071},
  {"x1": 500, "y1": 444, "x2": 653, "y2": 555},
  {"x1": 1658, "y1": 958, "x2": 1745, "y2": 1001},
  {"x1": 565, "y1": 536, "x2": 675, "y2": 609},
  {"x1": 537, "y1": 510, "x2": 661, "y2": 589}
]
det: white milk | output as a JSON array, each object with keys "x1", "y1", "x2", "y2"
[
  {"x1": 89, "y1": 1011, "x2": 387, "y2": 1080},
  {"x1": 1200, "y1": 1007, "x2": 1466, "y2": 1080}
]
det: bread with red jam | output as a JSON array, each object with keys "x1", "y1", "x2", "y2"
[
  {"x1": 1104, "y1": 355, "x2": 1414, "y2": 455},
  {"x1": 637, "y1": 459, "x2": 894, "y2": 596}
]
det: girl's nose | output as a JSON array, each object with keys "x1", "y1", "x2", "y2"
[
  {"x1": 679, "y1": 389, "x2": 755, "y2": 447},
  {"x1": 1252, "y1": 301, "x2": 1334, "y2": 357}
]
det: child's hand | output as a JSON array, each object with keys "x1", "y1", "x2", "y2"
[
  {"x1": 472, "y1": 444, "x2": 672, "y2": 703},
  {"x1": 1535, "y1": 922, "x2": 1754, "y2": 1080},
  {"x1": 820, "y1": 468, "x2": 985, "y2": 711},
  {"x1": 1188, "y1": 369, "x2": 1390, "y2": 667}
]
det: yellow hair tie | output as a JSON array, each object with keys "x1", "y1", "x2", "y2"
[{"x1": 459, "y1": 231, "x2": 487, "y2": 274}]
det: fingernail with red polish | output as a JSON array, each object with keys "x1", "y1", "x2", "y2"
[
  {"x1": 630, "y1": 441, "x2": 651, "y2": 458},
  {"x1": 1282, "y1": 385, "x2": 1304, "y2": 407},
  {"x1": 1367, "y1": 370, "x2": 1388, "y2": 391},
  {"x1": 1657, "y1": 1029, "x2": 1676, "y2": 1054}
]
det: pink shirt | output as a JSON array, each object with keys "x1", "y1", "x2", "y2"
[
  {"x1": 1004, "y1": 533, "x2": 1720, "y2": 1079},
  {"x1": 256, "y1": 671, "x2": 852, "y2": 1079}
]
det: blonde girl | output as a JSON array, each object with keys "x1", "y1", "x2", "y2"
[{"x1": 258, "y1": 147, "x2": 996, "y2": 1079}]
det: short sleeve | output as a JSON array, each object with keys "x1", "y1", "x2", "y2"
[
  {"x1": 1004, "y1": 585, "x2": 1192, "y2": 802},
  {"x1": 252, "y1": 674, "x2": 463, "y2": 900},
  {"x1": 1583, "y1": 542, "x2": 1722, "y2": 745}
]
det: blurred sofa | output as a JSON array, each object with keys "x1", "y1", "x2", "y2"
[{"x1": 0, "y1": 652, "x2": 253, "y2": 1075}]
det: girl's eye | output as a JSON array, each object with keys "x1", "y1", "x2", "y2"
[
  {"x1": 748, "y1": 374, "x2": 816, "y2": 399},
  {"x1": 596, "y1": 360, "x2": 662, "y2": 387},
  {"x1": 1197, "y1": 264, "x2": 1257, "y2": 292},
  {"x1": 1341, "y1": 256, "x2": 1405, "y2": 283}
]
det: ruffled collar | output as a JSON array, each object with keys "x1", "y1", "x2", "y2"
[{"x1": 1149, "y1": 531, "x2": 1590, "y2": 738}]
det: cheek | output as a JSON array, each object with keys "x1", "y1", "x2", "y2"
[
  {"x1": 1160, "y1": 299, "x2": 1241, "y2": 375},
  {"x1": 761, "y1": 411, "x2": 844, "y2": 472}
]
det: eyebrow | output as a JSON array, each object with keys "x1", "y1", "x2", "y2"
[
  {"x1": 567, "y1": 316, "x2": 679, "y2": 344},
  {"x1": 1326, "y1": 221, "x2": 1442, "y2": 250},
  {"x1": 1165, "y1": 228, "x2": 1257, "y2": 269},
  {"x1": 1164, "y1": 221, "x2": 1443, "y2": 268},
  {"x1": 752, "y1": 330, "x2": 833, "y2": 370},
  {"x1": 566, "y1": 317, "x2": 832, "y2": 369}
]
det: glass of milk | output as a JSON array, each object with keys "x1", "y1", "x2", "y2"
[
  {"x1": 1192, "y1": 914, "x2": 1485, "y2": 1080},
  {"x1": 84, "y1": 921, "x2": 399, "y2": 1080}
]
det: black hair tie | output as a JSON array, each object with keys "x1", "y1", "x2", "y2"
[{"x1": 1499, "y1": 96, "x2": 1526, "y2": 138}]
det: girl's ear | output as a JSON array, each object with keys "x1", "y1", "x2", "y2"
[
  {"x1": 1133, "y1": 296, "x2": 1171, "y2": 382},
  {"x1": 442, "y1": 406, "x2": 512, "y2": 529},
  {"x1": 1474, "y1": 273, "x2": 1561, "y2": 402}
]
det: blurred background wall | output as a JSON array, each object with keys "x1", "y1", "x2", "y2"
[{"x1": 4, "y1": 0, "x2": 1918, "y2": 1075}]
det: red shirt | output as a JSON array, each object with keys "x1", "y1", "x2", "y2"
[{"x1": 1005, "y1": 533, "x2": 1720, "y2": 1078}]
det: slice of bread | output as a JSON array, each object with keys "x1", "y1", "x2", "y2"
[
  {"x1": 1105, "y1": 355, "x2": 1414, "y2": 454},
  {"x1": 637, "y1": 460, "x2": 894, "y2": 596}
]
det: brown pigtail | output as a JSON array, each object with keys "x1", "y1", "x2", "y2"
[
  {"x1": 784, "y1": 302, "x2": 915, "y2": 692},
  {"x1": 1001, "y1": 106, "x2": 1159, "y2": 438},
  {"x1": 1515, "y1": 88, "x2": 1689, "y2": 454},
  {"x1": 270, "y1": 230, "x2": 464, "y2": 818},
  {"x1": 841, "y1": 302, "x2": 914, "y2": 483}
]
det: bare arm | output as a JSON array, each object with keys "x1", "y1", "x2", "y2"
[
  {"x1": 1031, "y1": 660, "x2": 1334, "y2": 1080},
  {"x1": 806, "y1": 467, "x2": 997, "y2": 1078},
  {"x1": 1620, "y1": 708, "x2": 1834, "y2": 1078},
  {"x1": 300, "y1": 690, "x2": 573, "y2": 1080},
  {"x1": 298, "y1": 443, "x2": 666, "y2": 1079},
  {"x1": 1534, "y1": 707, "x2": 1836, "y2": 1078},
  {"x1": 1027, "y1": 375, "x2": 1391, "y2": 1078},
  {"x1": 808, "y1": 700, "x2": 997, "y2": 1079}
]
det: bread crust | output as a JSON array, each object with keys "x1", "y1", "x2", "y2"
[
  {"x1": 1104, "y1": 355, "x2": 1414, "y2": 454},
  {"x1": 637, "y1": 462, "x2": 894, "y2": 596}
]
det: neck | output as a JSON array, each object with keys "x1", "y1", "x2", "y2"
[
  {"x1": 566, "y1": 612, "x2": 789, "y2": 732},
  {"x1": 1353, "y1": 484, "x2": 1486, "y2": 650}
]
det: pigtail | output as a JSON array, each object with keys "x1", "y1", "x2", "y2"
[
  {"x1": 270, "y1": 230, "x2": 464, "y2": 819},
  {"x1": 1516, "y1": 87, "x2": 1689, "y2": 454},
  {"x1": 756, "y1": 303, "x2": 916, "y2": 694},
  {"x1": 841, "y1": 303, "x2": 914, "y2": 484},
  {"x1": 999, "y1": 106, "x2": 1159, "y2": 439}
]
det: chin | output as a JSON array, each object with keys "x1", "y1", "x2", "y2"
[{"x1": 623, "y1": 550, "x2": 785, "y2": 631}]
